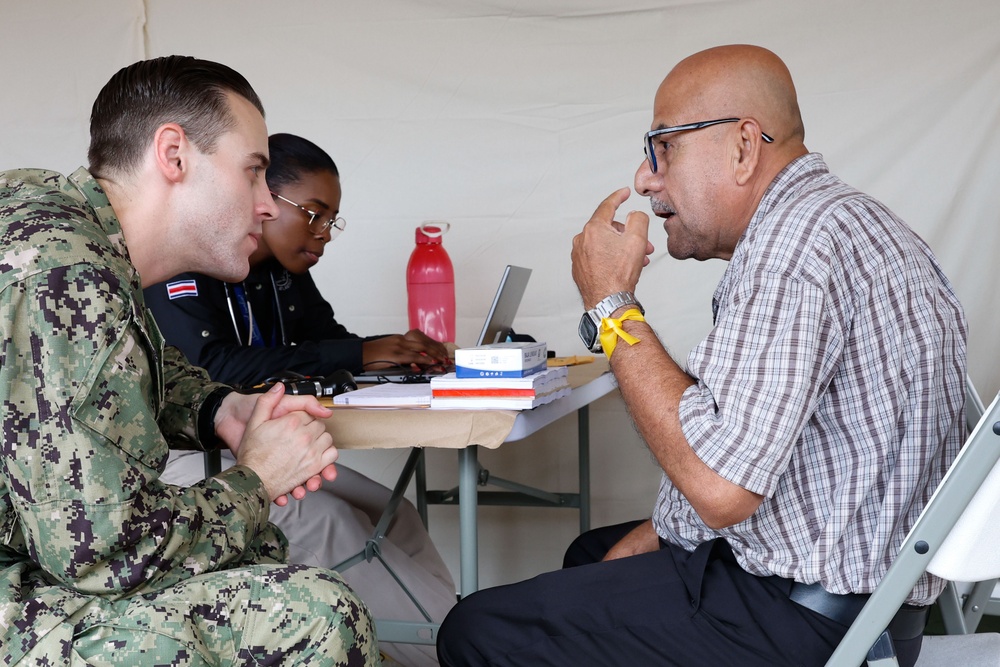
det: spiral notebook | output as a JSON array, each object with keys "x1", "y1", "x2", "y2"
[{"x1": 354, "y1": 265, "x2": 532, "y2": 383}]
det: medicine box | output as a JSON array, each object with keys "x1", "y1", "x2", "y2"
[{"x1": 454, "y1": 341, "x2": 547, "y2": 378}]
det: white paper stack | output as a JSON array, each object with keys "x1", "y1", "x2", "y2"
[
  {"x1": 430, "y1": 366, "x2": 569, "y2": 410},
  {"x1": 332, "y1": 382, "x2": 432, "y2": 407}
]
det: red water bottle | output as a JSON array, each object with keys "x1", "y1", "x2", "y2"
[{"x1": 407, "y1": 221, "x2": 455, "y2": 343}]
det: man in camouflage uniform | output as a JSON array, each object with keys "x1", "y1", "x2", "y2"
[{"x1": 0, "y1": 57, "x2": 377, "y2": 665}]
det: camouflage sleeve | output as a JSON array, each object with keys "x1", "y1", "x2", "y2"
[
  {"x1": 156, "y1": 342, "x2": 230, "y2": 450},
  {"x1": 1, "y1": 263, "x2": 276, "y2": 596}
]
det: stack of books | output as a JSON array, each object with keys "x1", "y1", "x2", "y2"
[{"x1": 431, "y1": 342, "x2": 570, "y2": 409}]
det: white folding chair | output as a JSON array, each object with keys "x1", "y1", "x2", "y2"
[
  {"x1": 826, "y1": 384, "x2": 1000, "y2": 667},
  {"x1": 936, "y1": 379, "x2": 1000, "y2": 637}
]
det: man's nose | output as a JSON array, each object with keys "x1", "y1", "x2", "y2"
[
  {"x1": 260, "y1": 190, "x2": 279, "y2": 221},
  {"x1": 634, "y1": 157, "x2": 660, "y2": 197}
]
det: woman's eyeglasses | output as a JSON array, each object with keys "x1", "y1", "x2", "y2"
[{"x1": 271, "y1": 191, "x2": 347, "y2": 238}]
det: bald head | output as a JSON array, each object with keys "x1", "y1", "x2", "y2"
[
  {"x1": 634, "y1": 45, "x2": 810, "y2": 261},
  {"x1": 657, "y1": 45, "x2": 805, "y2": 148}
]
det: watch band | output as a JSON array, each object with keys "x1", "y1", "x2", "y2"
[
  {"x1": 198, "y1": 385, "x2": 234, "y2": 448},
  {"x1": 588, "y1": 291, "x2": 644, "y2": 321}
]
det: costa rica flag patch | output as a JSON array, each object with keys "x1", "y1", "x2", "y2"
[{"x1": 166, "y1": 279, "x2": 199, "y2": 300}]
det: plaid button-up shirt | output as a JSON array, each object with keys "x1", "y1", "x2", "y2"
[{"x1": 653, "y1": 153, "x2": 967, "y2": 605}]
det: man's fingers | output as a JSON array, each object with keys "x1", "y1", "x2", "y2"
[
  {"x1": 305, "y1": 474, "x2": 323, "y2": 492},
  {"x1": 245, "y1": 382, "x2": 284, "y2": 431},
  {"x1": 271, "y1": 394, "x2": 332, "y2": 420},
  {"x1": 301, "y1": 399, "x2": 333, "y2": 420},
  {"x1": 591, "y1": 187, "x2": 632, "y2": 225},
  {"x1": 320, "y1": 441, "x2": 338, "y2": 465},
  {"x1": 623, "y1": 209, "x2": 650, "y2": 240},
  {"x1": 624, "y1": 208, "x2": 649, "y2": 226}
]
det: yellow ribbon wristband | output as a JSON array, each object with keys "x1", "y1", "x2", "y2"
[{"x1": 598, "y1": 308, "x2": 645, "y2": 359}]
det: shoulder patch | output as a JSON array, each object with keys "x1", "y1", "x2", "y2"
[{"x1": 166, "y1": 279, "x2": 198, "y2": 300}]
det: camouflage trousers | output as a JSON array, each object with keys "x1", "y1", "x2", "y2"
[{"x1": 21, "y1": 564, "x2": 379, "y2": 666}]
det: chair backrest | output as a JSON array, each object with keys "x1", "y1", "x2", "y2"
[
  {"x1": 927, "y1": 383, "x2": 1000, "y2": 583},
  {"x1": 967, "y1": 375, "x2": 987, "y2": 431},
  {"x1": 826, "y1": 383, "x2": 1000, "y2": 666}
]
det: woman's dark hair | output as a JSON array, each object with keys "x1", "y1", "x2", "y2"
[
  {"x1": 88, "y1": 55, "x2": 264, "y2": 179},
  {"x1": 266, "y1": 133, "x2": 339, "y2": 191}
]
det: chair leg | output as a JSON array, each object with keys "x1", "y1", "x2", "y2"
[
  {"x1": 938, "y1": 579, "x2": 998, "y2": 634},
  {"x1": 203, "y1": 450, "x2": 222, "y2": 477},
  {"x1": 960, "y1": 580, "x2": 997, "y2": 633},
  {"x1": 939, "y1": 582, "x2": 970, "y2": 634}
]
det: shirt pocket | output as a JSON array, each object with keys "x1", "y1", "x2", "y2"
[{"x1": 72, "y1": 321, "x2": 167, "y2": 473}]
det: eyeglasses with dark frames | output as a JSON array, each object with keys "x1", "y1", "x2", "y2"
[
  {"x1": 271, "y1": 191, "x2": 347, "y2": 238},
  {"x1": 643, "y1": 118, "x2": 774, "y2": 174}
]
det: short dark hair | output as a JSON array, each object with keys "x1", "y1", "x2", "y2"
[
  {"x1": 266, "y1": 133, "x2": 339, "y2": 192},
  {"x1": 88, "y1": 55, "x2": 265, "y2": 179}
]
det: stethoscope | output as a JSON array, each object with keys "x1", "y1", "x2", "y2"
[{"x1": 223, "y1": 269, "x2": 289, "y2": 347}]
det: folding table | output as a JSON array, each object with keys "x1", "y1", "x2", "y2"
[{"x1": 323, "y1": 360, "x2": 618, "y2": 644}]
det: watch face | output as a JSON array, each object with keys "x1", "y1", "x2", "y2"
[{"x1": 578, "y1": 313, "x2": 600, "y2": 352}]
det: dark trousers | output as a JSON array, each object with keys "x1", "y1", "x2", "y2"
[{"x1": 437, "y1": 520, "x2": 923, "y2": 666}]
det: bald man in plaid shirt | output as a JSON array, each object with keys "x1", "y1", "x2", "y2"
[{"x1": 438, "y1": 44, "x2": 966, "y2": 667}]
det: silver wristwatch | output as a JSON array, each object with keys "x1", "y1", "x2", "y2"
[{"x1": 578, "y1": 291, "x2": 644, "y2": 353}]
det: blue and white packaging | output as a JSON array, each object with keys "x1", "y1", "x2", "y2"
[{"x1": 454, "y1": 341, "x2": 547, "y2": 378}]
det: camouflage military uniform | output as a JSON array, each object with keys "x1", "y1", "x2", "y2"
[{"x1": 0, "y1": 168, "x2": 378, "y2": 665}]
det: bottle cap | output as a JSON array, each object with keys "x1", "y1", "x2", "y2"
[{"x1": 416, "y1": 221, "x2": 450, "y2": 244}]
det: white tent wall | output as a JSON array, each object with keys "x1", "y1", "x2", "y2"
[{"x1": 3, "y1": 0, "x2": 998, "y2": 591}]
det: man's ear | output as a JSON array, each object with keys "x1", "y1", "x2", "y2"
[
  {"x1": 152, "y1": 123, "x2": 190, "y2": 184},
  {"x1": 732, "y1": 119, "x2": 762, "y2": 186}
]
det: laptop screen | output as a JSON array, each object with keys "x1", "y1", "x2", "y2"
[{"x1": 476, "y1": 265, "x2": 531, "y2": 346}]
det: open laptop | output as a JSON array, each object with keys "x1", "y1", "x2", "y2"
[{"x1": 355, "y1": 265, "x2": 532, "y2": 383}]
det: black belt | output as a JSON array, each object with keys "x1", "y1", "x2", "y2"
[{"x1": 787, "y1": 581, "x2": 928, "y2": 641}]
